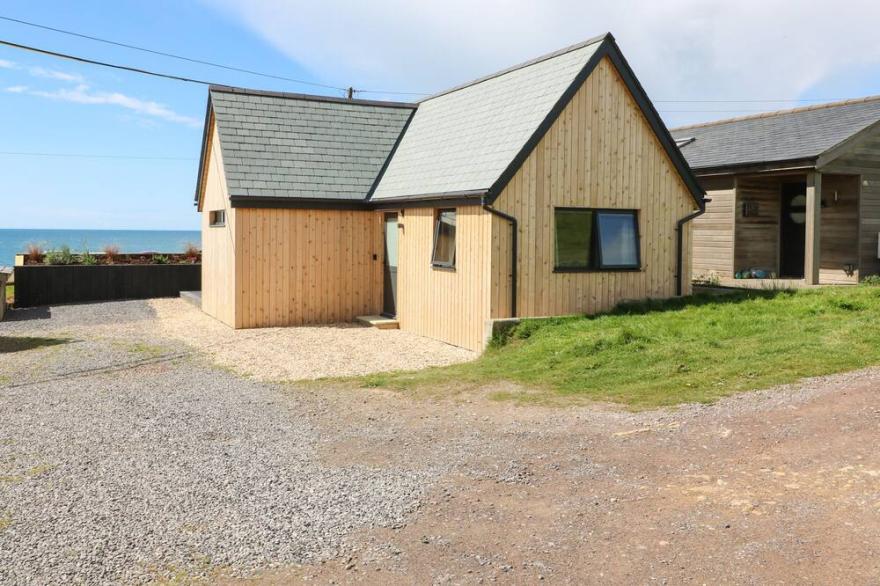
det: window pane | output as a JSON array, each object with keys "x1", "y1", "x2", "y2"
[
  {"x1": 432, "y1": 210, "x2": 456, "y2": 266},
  {"x1": 597, "y1": 212, "x2": 639, "y2": 268},
  {"x1": 554, "y1": 209, "x2": 592, "y2": 268}
]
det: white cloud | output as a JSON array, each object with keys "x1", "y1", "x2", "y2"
[
  {"x1": 0, "y1": 58, "x2": 17, "y2": 70},
  {"x1": 28, "y1": 66, "x2": 85, "y2": 84},
  {"x1": 15, "y1": 83, "x2": 201, "y2": 127},
  {"x1": 5, "y1": 85, "x2": 28, "y2": 93},
  {"x1": 204, "y1": 0, "x2": 880, "y2": 125}
]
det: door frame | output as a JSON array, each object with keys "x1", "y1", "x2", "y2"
[{"x1": 382, "y1": 212, "x2": 399, "y2": 318}]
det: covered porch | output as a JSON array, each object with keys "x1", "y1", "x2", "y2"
[{"x1": 695, "y1": 170, "x2": 871, "y2": 287}]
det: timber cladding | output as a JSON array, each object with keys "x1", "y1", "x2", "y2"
[
  {"x1": 235, "y1": 208, "x2": 383, "y2": 328},
  {"x1": 489, "y1": 56, "x2": 697, "y2": 319},
  {"x1": 395, "y1": 206, "x2": 492, "y2": 352}
]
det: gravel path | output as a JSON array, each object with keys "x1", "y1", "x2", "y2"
[{"x1": 0, "y1": 359, "x2": 431, "y2": 584}]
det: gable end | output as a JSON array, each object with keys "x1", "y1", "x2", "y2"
[{"x1": 485, "y1": 36, "x2": 704, "y2": 208}]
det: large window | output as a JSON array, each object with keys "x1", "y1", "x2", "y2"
[
  {"x1": 431, "y1": 209, "x2": 456, "y2": 268},
  {"x1": 554, "y1": 208, "x2": 640, "y2": 271}
]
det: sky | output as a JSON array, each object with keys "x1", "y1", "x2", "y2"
[{"x1": 2, "y1": 0, "x2": 880, "y2": 230}]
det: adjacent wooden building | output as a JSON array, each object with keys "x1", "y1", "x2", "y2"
[
  {"x1": 195, "y1": 33, "x2": 705, "y2": 351},
  {"x1": 671, "y1": 97, "x2": 880, "y2": 286}
]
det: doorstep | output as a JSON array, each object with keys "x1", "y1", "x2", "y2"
[{"x1": 355, "y1": 315, "x2": 399, "y2": 329}]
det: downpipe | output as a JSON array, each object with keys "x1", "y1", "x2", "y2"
[
  {"x1": 675, "y1": 198, "x2": 710, "y2": 296},
  {"x1": 482, "y1": 201, "x2": 518, "y2": 317}
]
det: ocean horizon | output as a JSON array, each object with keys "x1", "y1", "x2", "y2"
[{"x1": 0, "y1": 228, "x2": 201, "y2": 267}]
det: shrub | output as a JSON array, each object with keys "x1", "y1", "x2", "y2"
[
  {"x1": 80, "y1": 249, "x2": 98, "y2": 265},
  {"x1": 153, "y1": 254, "x2": 170, "y2": 265},
  {"x1": 183, "y1": 242, "x2": 200, "y2": 260},
  {"x1": 861, "y1": 274, "x2": 880, "y2": 286},
  {"x1": 25, "y1": 243, "x2": 44, "y2": 263},
  {"x1": 44, "y1": 245, "x2": 75, "y2": 265},
  {"x1": 102, "y1": 244, "x2": 120, "y2": 264}
]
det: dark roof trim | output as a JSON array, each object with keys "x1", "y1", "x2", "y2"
[
  {"x1": 230, "y1": 193, "x2": 485, "y2": 211},
  {"x1": 209, "y1": 84, "x2": 418, "y2": 109},
  {"x1": 424, "y1": 33, "x2": 612, "y2": 101},
  {"x1": 689, "y1": 157, "x2": 817, "y2": 177},
  {"x1": 484, "y1": 37, "x2": 705, "y2": 208},
  {"x1": 193, "y1": 95, "x2": 214, "y2": 209},
  {"x1": 229, "y1": 195, "x2": 373, "y2": 210},
  {"x1": 365, "y1": 108, "x2": 418, "y2": 200}
]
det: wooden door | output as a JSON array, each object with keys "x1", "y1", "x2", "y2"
[{"x1": 780, "y1": 182, "x2": 807, "y2": 278}]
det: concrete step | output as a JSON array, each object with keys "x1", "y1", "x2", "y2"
[
  {"x1": 355, "y1": 315, "x2": 399, "y2": 329},
  {"x1": 180, "y1": 290, "x2": 202, "y2": 308}
]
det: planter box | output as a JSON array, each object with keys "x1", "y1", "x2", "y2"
[{"x1": 13, "y1": 264, "x2": 201, "y2": 308}]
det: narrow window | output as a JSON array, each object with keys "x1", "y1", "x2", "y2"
[
  {"x1": 554, "y1": 208, "x2": 640, "y2": 271},
  {"x1": 209, "y1": 210, "x2": 226, "y2": 227},
  {"x1": 596, "y1": 211, "x2": 640, "y2": 269},
  {"x1": 431, "y1": 209, "x2": 456, "y2": 268}
]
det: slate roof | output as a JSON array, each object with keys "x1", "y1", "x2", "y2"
[
  {"x1": 671, "y1": 96, "x2": 880, "y2": 171},
  {"x1": 208, "y1": 87, "x2": 414, "y2": 201},
  {"x1": 370, "y1": 38, "x2": 603, "y2": 200}
]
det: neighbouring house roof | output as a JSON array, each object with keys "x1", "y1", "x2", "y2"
[
  {"x1": 671, "y1": 96, "x2": 880, "y2": 172},
  {"x1": 196, "y1": 33, "x2": 704, "y2": 208},
  {"x1": 207, "y1": 87, "x2": 415, "y2": 202}
]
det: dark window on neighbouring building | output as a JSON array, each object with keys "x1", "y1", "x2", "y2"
[
  {"x1": 742, "y1": 200, "x2": 760, "y2": 217},
  {"x1": 431, "y1": 209, "x2": 456, "y2": 268},
  {"x1": 209, "y1": 210, "x2": 226, "y2": 227},
  {"x1": 554, "y1": 208, "x2": 640, "y2": 271}
]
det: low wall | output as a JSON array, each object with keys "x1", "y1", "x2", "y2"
[
  {"x1": 14, "y1": 264, "x2": 201, "y2": 308},
  {"x1": 0, "y1": 271, "x2": 8, "y2": 320}
]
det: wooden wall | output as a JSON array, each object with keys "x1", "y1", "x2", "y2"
[
  {"x1": 820, "y1": 129, "x2": 880, "y2": 279},
  {"x1": 235, "y1": 208, "x2": 383, "y2": 328},
  {"x1": 734, "y1": 177, "x2": 781, "y2": 273},
  {"x1": 489, "y1": 56, "x2": 698, "y2": 320},
  {"x1": 200, "y1": 119, "x2": 237, "y2": 327},
  {"x1": 692, "y1": 176, "x2": 735, "y2": 279},
  {"x1": 819, "y1": 174, "x2": 860, "y2": 283},
  {"x1": 396, "y1": 206, "x2": 492, "y2": 351}
]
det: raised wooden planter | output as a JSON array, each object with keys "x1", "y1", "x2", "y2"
[{"x1": 13, "y1": 264, "x2": 201, "y2": 308}]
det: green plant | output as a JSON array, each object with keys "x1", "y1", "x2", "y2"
[
  {"x1": 861, "y1": 274, "x2": 880, "y2": 286},
  {"x1": 44, "y1": 245, "x2": 75, "y2": 265},
  {"x1": 102, "y1": 244, "x2": 120, "y2": 264},
  {"x1": 153, "y1": 254, "x2": 170, "y2": 265},
  {"x1": 694, "y1": 272, "x2": 721, "y2": 287},
  {"x1": 80, "y1": 249, "x2": 98, "y2": 265}
]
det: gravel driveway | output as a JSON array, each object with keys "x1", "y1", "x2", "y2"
[{"x1": 2, "y1": 300, "x2": 879, "y2": 584}]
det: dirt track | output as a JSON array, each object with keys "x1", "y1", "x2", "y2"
[{"x1": 249, "y1": 370, "x2": 880, "y2": 584}]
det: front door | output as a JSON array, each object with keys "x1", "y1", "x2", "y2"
[
  {"x1": 383, "y1": 213, "x2": 398, "y2": 317},
  {"x1": 780, "y1": 182, "x2": 807, "y2": 278}
]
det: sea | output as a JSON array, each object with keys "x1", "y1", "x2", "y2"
[{"x1": 0, "y1": 229, "x2": 201, "y2": 268}]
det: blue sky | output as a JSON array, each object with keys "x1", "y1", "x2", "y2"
[{"x1": 2, "y1": 0, "x2": 880, "y2": 230}]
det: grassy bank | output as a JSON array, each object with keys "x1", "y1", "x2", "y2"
[{"x1": 360, "y1": 287, "x2": 880, "y2": 408}]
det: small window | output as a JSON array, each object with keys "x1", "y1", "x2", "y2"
[
  {"x1": 209, "y1": 210, "x2": 226, "y2": 227},
  {"x1": 431, "y1": 209, "x2": 456, "y2": 268},
  {"x1": 554, "y1": 208, "x2": 640, "y2": 271}
]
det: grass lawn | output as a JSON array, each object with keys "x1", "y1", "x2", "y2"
[{"x1": 360, "y1": 286, "x2": 880, "y2": 409}]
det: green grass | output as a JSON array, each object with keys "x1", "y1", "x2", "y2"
[
  {"x1": 4, "y1": 284, "x2": 11, "y2": 305},
  {"x1": 359, "y1": 286, "x2": 880, "y2": 409}
]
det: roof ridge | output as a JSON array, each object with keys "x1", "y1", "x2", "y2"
[
  {"x1": 671, "y1": 94, "x2": 880, "y2": 131},
  {"x1": 421, "y1": 33, "x2": 612, "y2": 102},
  {"x1": 208, "y1": 85, "x2": 418, "y2": 109}
]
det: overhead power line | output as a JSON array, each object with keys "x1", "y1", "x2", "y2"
[
  {"x1": 0, "y1": 150, "x2": 195, "y2": 160},
  {"x1": 0, "y1": 14, "x2": 428, "y2": 96},
  {"x1": 0, "y1": 38, "x2": 218, "y2": 84}
]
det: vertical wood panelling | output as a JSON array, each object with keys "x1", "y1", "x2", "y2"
[
  {"x1": 819, "y1": 174, "x2": 860, "y2": 283},
  {"x1": 200, "y1": 121, "x2": 237, "y2": 327},
  {"x1": 396, "y1": 206, "x2": 492, "y2": 351},
  {"x1": 490, "y1": 56, "x2": 698, "y2": 319},
  {"x1": 235, "y1": 208, "x2": 382, "y2": 328}
]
